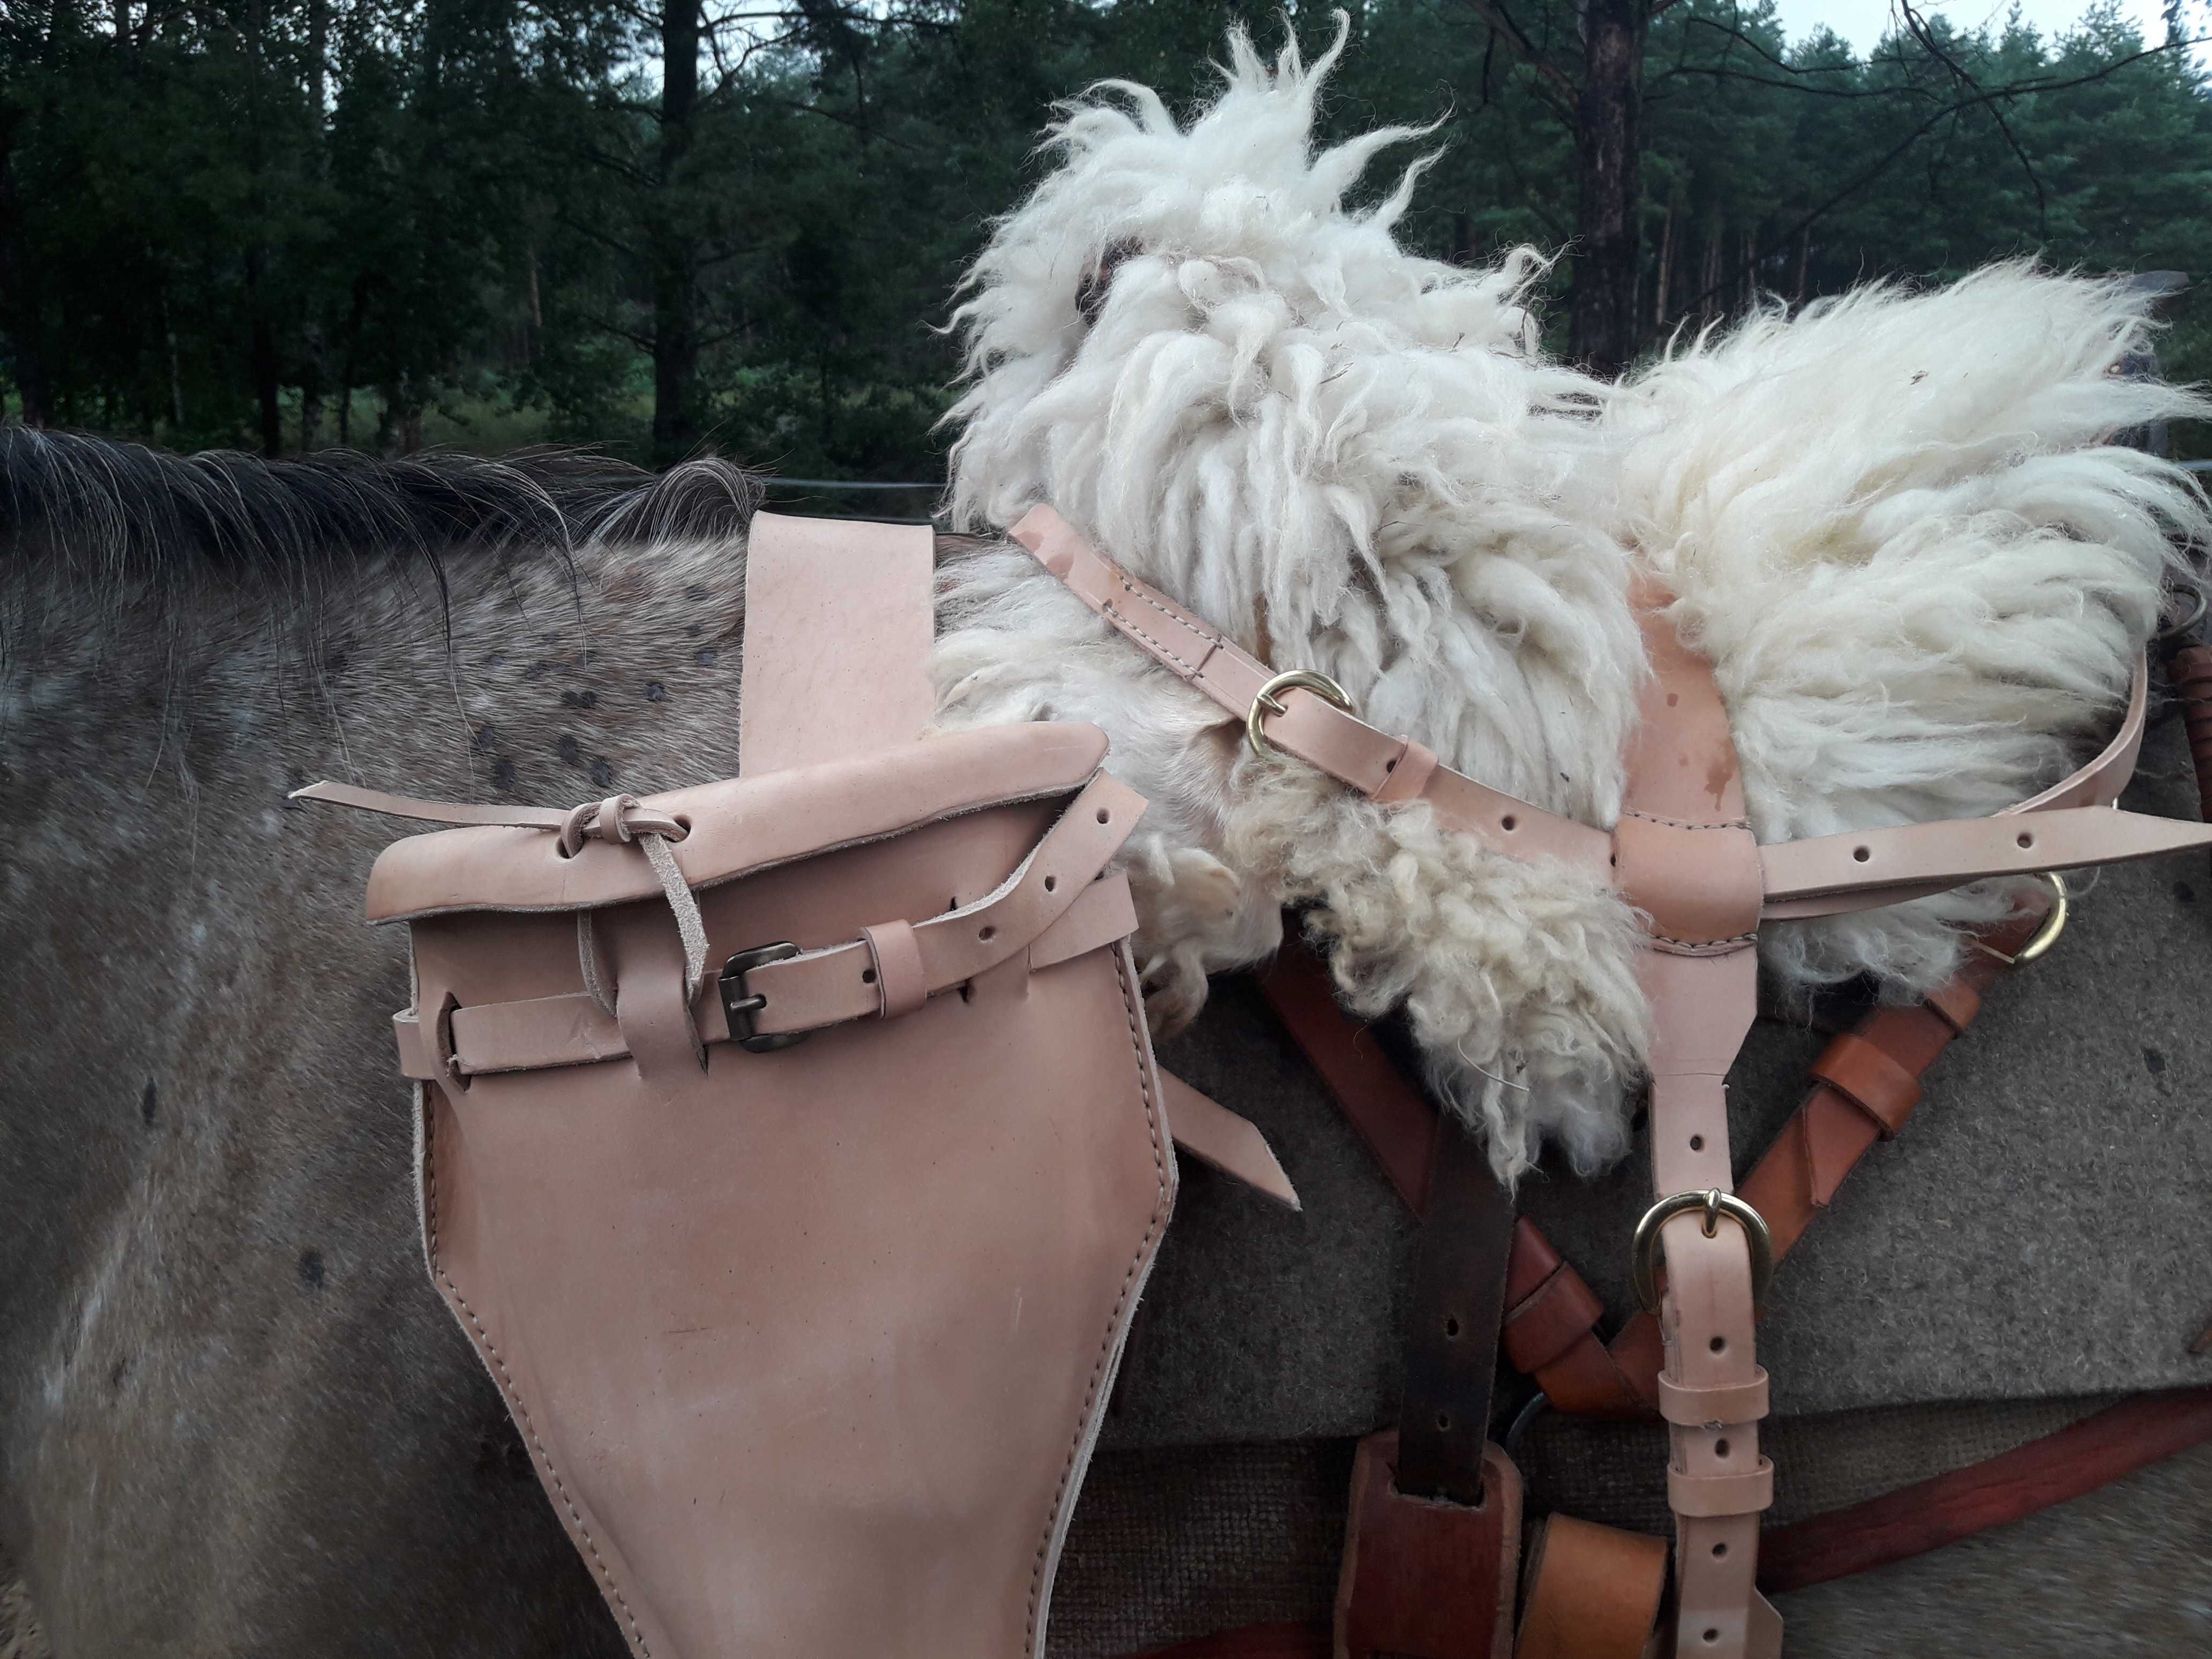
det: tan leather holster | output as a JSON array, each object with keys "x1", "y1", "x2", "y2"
[{"x1": 333, "y1": 515, "x2": 1176, "y2": 1657}]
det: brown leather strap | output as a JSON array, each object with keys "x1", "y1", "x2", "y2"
[
  {"x1": 1335, "y1": 1432, "x2": 1521, "y2": 1658},
  {"x1": 1513, "y1": 1515, "x2": 1668, "y2": 1659},
  {"x1": 1758, "y1": 1387, "x2": 2212, "y2": 1593},
  {"x1": 2168, "y1": 640, "x2": 2212, "y2": 834},
  {"x1": 1395, "y1": 1117, "x2": 1517, "y2": 1504},
  {"x1": 738, "y1": 511, "x2": 935, "y2": 776},
  {"x1": 1257, "y1": 940, "x2": 1436, "y2": 1212}
]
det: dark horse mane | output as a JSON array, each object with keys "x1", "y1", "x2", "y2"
[{"x1": 0, "y1": 426, "x2": 765, "y2": 582}]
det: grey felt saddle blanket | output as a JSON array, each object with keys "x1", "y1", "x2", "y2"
[{"x1": 1110, "y1": 716, "x2": 2212, "y2": 1449}]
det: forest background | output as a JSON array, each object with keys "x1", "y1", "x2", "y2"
[{"x1": 5, "y1": 0, "x2": 2212, "y2": 485}]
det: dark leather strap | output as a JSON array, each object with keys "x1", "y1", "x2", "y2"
[
  {"x1": 2166, "y1": 639, "x2": 2212, "y2": 840},
  {"x1": 1394, "y1": 1115, "x2": 1516, "y2": 1504}
]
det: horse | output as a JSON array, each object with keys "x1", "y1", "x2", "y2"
[{"x1": 6, "y1": 19, "x2": 2212, "y2": 1657}]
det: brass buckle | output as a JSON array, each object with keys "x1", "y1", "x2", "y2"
[
  {"x1": 1245, "y1": 669, "x2": 1354, "y2": 761},
  {"x1": 1631, "y1": 1188, "x2": 1774, "y2": 1316},
  {"x1": 718, "y1": 942, "x2": 809, "y2": 1053},
  {"x1": 1975, "y1": 871, "x2": 2069, "y2": 967}
]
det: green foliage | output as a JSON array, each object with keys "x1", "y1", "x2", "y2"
[{"x1": 5, "y1": 0, "x2": 2211, "y2": 472}]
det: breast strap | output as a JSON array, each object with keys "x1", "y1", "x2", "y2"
[{"x1": 1008, "y1": 505, "x2": 2212, "y2": 913}]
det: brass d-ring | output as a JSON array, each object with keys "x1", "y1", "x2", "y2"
[
  {"x1": 1245, "y1": 669, "x2": 1354, "y2": 761},
  {"x1": 1975, "y1": 871, "x2": 2069, "y2": 967},
  {"x1": 1631, "y1": 1189, "x2": 1773, "y2": 1316}
]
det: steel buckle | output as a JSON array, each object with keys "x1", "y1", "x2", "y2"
[
  {"x1": 1975, "y1": 871, "x2": 2069, "y2": 967},
  {"x1": 1630, "y1": 1187, "x2": 1774, "y2": 1316},
  {"x1": 1245, "y1": 668, "x2": 1355, "y2": 761},
  {"x1": 718, "y1": 941, "x2": 809, "y2": 1053}
]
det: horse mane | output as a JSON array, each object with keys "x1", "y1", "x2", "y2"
[{"x1": 0, "y1": 427, "x2": 765, "y2": 585}]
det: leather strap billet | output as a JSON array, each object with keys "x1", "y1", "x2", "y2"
[
  {"x1": 739, "y1": 511, "x2": 935, "y2": 776},
  {"x1": 1620, "y1": 591, "x2": 1777, "y2": 1659},
  {"x1": 1393, "y1": 1118, "x2": 1517, "y2": 1506},
  {"x1": 1010, "y1": 507, "x2": 2212, "y2": 914}
]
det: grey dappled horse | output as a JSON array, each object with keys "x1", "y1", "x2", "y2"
[{"x1": 1, "y1": 431, "x2": 2207, "y2": 1658}]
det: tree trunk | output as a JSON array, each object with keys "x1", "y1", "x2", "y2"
[
  {"x1": 1568, "y1": 0, "x2": 1648, "y2": 376},
  {"x1": 650, "y1": 0, "x2": 702, "y2": 467},
  {"x1": 247, "y1": 247, "x2": 282, "y2": 457},
  {"x1": 0, "y1": 115, "x2": 48, "y2": 426},
  {"x1": 1653, "y1": 200, "x2": 1673, "y2": 328}
]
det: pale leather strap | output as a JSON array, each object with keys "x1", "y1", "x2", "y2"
[
  {"x1": 1155, "y1": 1073, "x2": 1301, "y2": 1210},
  {"x1": 1623, "y1": 589, "x2": 1778, "y2": 1659},
  {"x1": 740, "y1": 511, "x2": 936, "y2": 776},
  {"x1": 1010, "y1": 507, "x2": 2212, "y2": 911}
]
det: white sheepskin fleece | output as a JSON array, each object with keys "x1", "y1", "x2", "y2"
[
  {"x1": 933, "y1": 16, "x2": 2212, "y2": 1181},
  {"x1": 1612, "y1": 267, "x2": 2210, "y2": 994}
]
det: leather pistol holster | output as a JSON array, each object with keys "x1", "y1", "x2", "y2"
[{"x1": 334, "y1": 515, "x2": 1176, "y2": 1657}]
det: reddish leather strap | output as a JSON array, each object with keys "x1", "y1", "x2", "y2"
[
  {"x1": 1758, "y1": 1387, "x2": 2212, "y2": 1593},
  {"x1": 1334, "y1": 1432, "x2": 1521, "y2": 1659},
  {"x1": 2170, "y1": 641, "x2": 2212, "y2": 833}
]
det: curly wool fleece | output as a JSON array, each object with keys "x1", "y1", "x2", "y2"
[{"x1": 932, "y1": 17, "x2": 2211, "y2": 1181}]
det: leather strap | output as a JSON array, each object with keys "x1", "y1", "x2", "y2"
[
  {"x1": 1334, "y1": 1432, "x2": 1521, "y2": 1659},
  {"x1": 1595, "y1": 896, "x2": 2051, "y2": 1394},
  {"x1": 1758, "y1": 1387, "x2": 2212, "y2": 1594},
  {"x1": 1011, "y1": 507, "x2": 2212, "y2": 914},
  {"x1": 1513, "y1": 1515, "x2": 1668, "y2": 1659},
  {"x1": 1159, "y1": 1072, "x2": 1301, "y2": 1210},
  {"x1": 2168, "y1": 640, "x2": 2212, "y2": 837},
  {"x1": 1621, "y1": 589, "x2": 1776, "y2": 1659},
  {"x1": 1393, "y1": 1116, "x2": 1516, "y2": 1505},
  {"x1": 1010, "y1": 505, "x2": 1612, "y2": 881},
  {"x1": 739, "y1": 511, "x2": 935, "y2": 776}
]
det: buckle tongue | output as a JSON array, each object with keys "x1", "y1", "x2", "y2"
[{"x1": 719, "y1": 942, "x2": 808, "y2": 1053}]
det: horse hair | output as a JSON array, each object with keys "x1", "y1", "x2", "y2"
[{"x1": 0, "y1": 427, "x2": 765, "y2": 584}]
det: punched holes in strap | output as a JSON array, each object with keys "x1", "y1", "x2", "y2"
[{"x1": 861, "y1": 921, "x2": 927, "y2": 1019}]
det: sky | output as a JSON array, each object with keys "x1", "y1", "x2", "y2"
[{"x1": 1762, "y1": 0, "x2": 2179, "y2": 54}]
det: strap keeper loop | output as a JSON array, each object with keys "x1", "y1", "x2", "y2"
[
  {"x1": 1668, "y1": 1456, "x2": 1775, "y2": 1518},
  {"x1": 1656, "y1": 1367, "x2": 1769, "y2": 1427}
]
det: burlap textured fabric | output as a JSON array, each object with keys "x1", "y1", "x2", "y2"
[{"x1": 1049, "y1": 1397, "x2": 2210, "y2": 1657}]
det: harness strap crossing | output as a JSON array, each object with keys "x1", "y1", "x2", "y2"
[{"x1": 1008, "y1": 506, "x2": 2212, "y2": 913}]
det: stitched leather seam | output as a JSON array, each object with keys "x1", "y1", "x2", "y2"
[
  {"x1": 421, "y1": 1080, "x2": 653, "y2": 1657},
  {"x1": 1620, "y1": 808, "x2": 1754, "y2": 832},
  {"x1": 1651, "y1": 930, "x2": 1759, "y2": 950},
  {"x1": 1027, "y1": 944, "x2": 1170, "y2": 1654},
  {"x1": 1115, "y1": 574, "x2": 1227, "y2": 663},
  {"x1": 1101, "y1": 597, "x2": 1208, "y2": 677}
]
